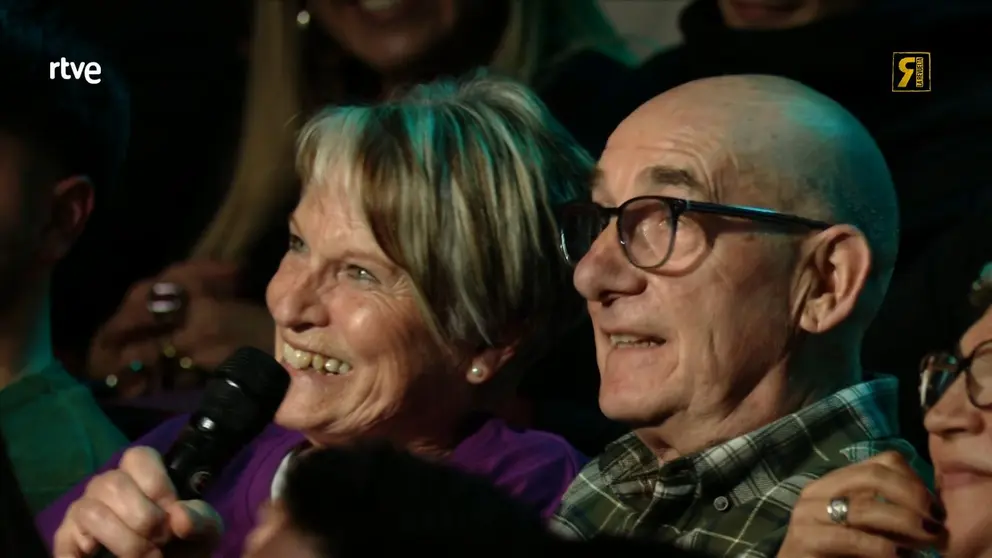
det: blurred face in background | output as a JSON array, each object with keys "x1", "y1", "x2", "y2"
[
  {"x1": 0, "y1": 133, "x2": 45, "y2": 312},
  {"x1": 308, "y1": 0, "x2": 492, "y2": 73},
  {"x1": 717, "y1": 0, "x2": 864, "y2": 29}
]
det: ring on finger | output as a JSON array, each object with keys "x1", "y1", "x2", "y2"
[
  {"x1": 147, "y1": 282, "x2": 186, "y2": 319},
  {"x1": 827, "y1": 496, "x2": 850, "y2": 525}
]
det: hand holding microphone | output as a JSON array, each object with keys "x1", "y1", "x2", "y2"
[
  {"x1": 53, "y1": 447, "x2": 222, "y2": 558},
  {"x1": 54, "y1": 347, "x2": 289, "y2": 558}
]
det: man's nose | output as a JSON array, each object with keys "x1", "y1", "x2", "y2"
[
  {"x1": 267, "y1": 270, "x2": 330, "y2": 331},
  {"x1": 573, "y1": 223, "x2": 644, "y2": 303},
  {"x1": 924, "y1": 375, "x2": 983, "y2": 437}
]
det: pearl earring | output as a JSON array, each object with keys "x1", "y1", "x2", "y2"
[
  {"x1": 470, "y1": 366, "x2": 483, "y2": 377},
  {"x1": 296, "y1": 9, "x2": 311, "y2": 28}
]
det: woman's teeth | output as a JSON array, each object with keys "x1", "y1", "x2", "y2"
[{"x1": 282, "y1": 343, "x2": 352, "y2": 375}]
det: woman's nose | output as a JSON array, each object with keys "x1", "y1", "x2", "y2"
[
  {"x1": 925, "y1": 375, "x2": 983, "y2": 437},
  {"x1": 266, "y1": 268, "x2": 330, "y2": 331}
]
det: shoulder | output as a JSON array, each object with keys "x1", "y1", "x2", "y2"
[{"x1": 452, "y1": 418, "x2": 587, "y2": 518}]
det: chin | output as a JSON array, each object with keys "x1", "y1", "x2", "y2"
[
  {"x1": 599, "y1": 391, "x2": 670, "y2": 427},
  {"x1": 273, "y1": 383, "x2": 334, "y2": 433}
]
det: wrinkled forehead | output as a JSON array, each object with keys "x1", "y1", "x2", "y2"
[
  {"x1": 594, "y1": 138, "x2": 736, "y2": 207},
  {"x1": 593, "y1": 108, "x2": 757, "y2": 206}
]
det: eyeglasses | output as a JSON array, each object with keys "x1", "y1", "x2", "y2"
[
  {"x1": 558, "y1": 195, "x2": 832, "y2": 269},
  {"x1": 919, "y1": 340, "x2": 992, "y2": 412}
]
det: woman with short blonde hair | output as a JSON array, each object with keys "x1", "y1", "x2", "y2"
[
  {"x1": 45, "y1": 75, "x2": 591, "y2": 558},
  {"x1": 85, "y1": 0, "x2": 632, "y2": 418}
]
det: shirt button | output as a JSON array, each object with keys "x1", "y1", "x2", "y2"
[{"x1": 713, "y1": 496, "x2": 730, "y2": 512}]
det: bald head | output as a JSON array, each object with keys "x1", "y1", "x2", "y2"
[{"x1": 611, "y1": 74, "x2": 898, "y2": 286}]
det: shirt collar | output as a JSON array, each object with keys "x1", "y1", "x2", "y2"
[{"x1": 599, "y1": 375, "x2": 901, "y2": 505}]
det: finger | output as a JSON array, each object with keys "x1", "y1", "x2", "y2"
[
  {"x1": 842, "y1": 495, "x2": 942, "y2": 547},
  {"x1": 159, "y1": 260, "x2": 240, "y2": 298},
  {"x1": 70, "y1": 498, "x2": 162, "y2": 558},
  {"x1": 801, "y1": 461, "x2": 935, "y2": 518},
  {"x1": 118, "y1": 447, "x2": 179, "y2": 507},
  {"x1": 867, "y1": 451, "x2": 924, "y2": 482},
  {"x1": 104, "y1": 280, "x2": 164, "y2": 333},
  {"x1": 789, "y1": 524, "x2": 903, "y2": 558},
  {"x1": 53, "y1": 519, "x2": 97, "y2": 558},
  {"x1": 84, "y1": 469, "x2": 166, "y2": 540},
  {"x1": 118, "y1": 340, "x2": 169, "y2": 394},
  {"x1": 167, "y1": 500, "x2": 225, "y2": 541}
]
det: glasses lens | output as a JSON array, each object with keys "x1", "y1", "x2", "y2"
[
  {"x1": 620, "y1": 198, "x2": 676, "y2": 268},
  {"x1": 919, "y1": 352, "x2": 960, "y2": 410},
  {"x1": 968, "y1": 342, "x2": 992, "y2": 407},
  {"x1": 560, "y1": 203, "x2": 604, "y2": 265}
]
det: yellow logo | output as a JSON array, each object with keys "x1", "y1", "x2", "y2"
[{"x1": 892, "y1": 52, "x2": 931, "y2": 92}]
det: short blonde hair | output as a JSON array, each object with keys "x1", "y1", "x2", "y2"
[
  {"x1": 190, "y1": 0, "x2": 632, "y2": 262},
  {"x1": 296, "y1": 75, "x2": 591, "y2": 372}
]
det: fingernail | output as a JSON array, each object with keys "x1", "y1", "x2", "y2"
[
  {"x1": 930, "y1": 502, "x2": 946, "y2": 521},
  {"x1": 923, "y1": 518, "x2": 943, "y2": 534}
]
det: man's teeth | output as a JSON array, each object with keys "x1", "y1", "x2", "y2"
[
  {"x1": 282, "y1": 343, "x2": 352, "y2": 375},
  {"x1": 609, "y1": 334, "x2": 662, "y2": 348},
  {"x1": 358, "y1": 0, "x2": 401, "y2": 12}
]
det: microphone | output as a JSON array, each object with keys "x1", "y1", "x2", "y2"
[{"x1": 92, "y1": 346, "x2": 289, "y2": 558}]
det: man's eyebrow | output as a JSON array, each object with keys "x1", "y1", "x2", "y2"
[{"x1": 642, "y1": 165, "x2": 706, "y2": 193}]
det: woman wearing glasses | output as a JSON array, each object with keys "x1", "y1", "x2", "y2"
[{"x1": 775, "y1": 265, "x2": 992, "y2": 558}]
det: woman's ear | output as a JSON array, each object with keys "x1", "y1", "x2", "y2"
[{"x1": 465, "y1": 344, "x2": 516, "y2": 385}]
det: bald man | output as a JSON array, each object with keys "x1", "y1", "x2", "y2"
[{"x1": 549, "y1": 75, "x2": 931, "y2": 556}]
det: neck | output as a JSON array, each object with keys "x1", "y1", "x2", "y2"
[
  {"x1": 636, "y1": 340, "x2": 862, "y2": 462},
  {"x1": 0, "y1": 282, "x2": 53, "y2": 390}
]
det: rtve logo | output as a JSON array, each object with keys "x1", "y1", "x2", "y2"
[
  {"x1": 49, "y1": 57, "x2": 102, "y2": 84},
  {"x1": 892, "y1": 52, "x2": 931, "y2": 92}
]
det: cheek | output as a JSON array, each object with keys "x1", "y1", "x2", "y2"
[
  {"x1": 338, "y1": 292, "x2": 433, "y2": 373},
  {"x1": 668, "y1": 241, "x2": 794, "y2": 372}
]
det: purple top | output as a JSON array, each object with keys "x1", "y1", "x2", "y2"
[{"x1": 37, "y1": 416, "x2": 586, "y2": 558}]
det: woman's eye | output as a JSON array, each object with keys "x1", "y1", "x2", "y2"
[
  {"x1": 346, "y1": 265, "x2": 378, "y2": 284},
  {"x1": 288, "y1": 233, "x2": 306, "y2": 253}
]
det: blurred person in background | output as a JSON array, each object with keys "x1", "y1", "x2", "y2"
[
  {"x1": 604, "y1": 0, "x2": 992, "y2": 455},
  {"x1": 42, "y1": 75, "x2": 589, "y2": 558},
  {"x1": 777, "y1": 265, "x2": 992, "y2": 558},
  {"x1": 64, "y1": 0, "x2": 632, "y2": 452},
  {"x1": 0, "y1": 429, "x2": 49, "y2": 558},
  {"x1": 0, "y1": 6, "x2": 128, "y2": 512}
]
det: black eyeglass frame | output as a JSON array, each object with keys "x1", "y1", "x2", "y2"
[
  {"x1": 559, "y1": 195, "x2": 833, "y2": 269},
  {"x1": 919, "y1": 340, "x2": 992, "y2": 412}
]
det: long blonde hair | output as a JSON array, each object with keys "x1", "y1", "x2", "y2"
[{"x1": 191, "y1": 0, "x2": 634, "y2": 263}]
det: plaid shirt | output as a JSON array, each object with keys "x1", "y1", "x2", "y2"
[{"x1": 550, "y1": 376, "x2": 932, "y2": 557}]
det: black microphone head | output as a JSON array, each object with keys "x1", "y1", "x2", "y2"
[{"x1": 198, "y1": 347, "x2": 289, "y2": 435}]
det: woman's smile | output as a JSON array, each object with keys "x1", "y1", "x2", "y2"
[{"x1": 280, "y1": 341, "x2": 354, "y2": 376}]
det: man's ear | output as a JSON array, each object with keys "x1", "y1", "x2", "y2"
[
  {"x1": 41, "y1": 175, "x2": 93, "y2": 265},
  {"x1": 797, "y1": 224, "x2": 872, "y2": 334}
]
